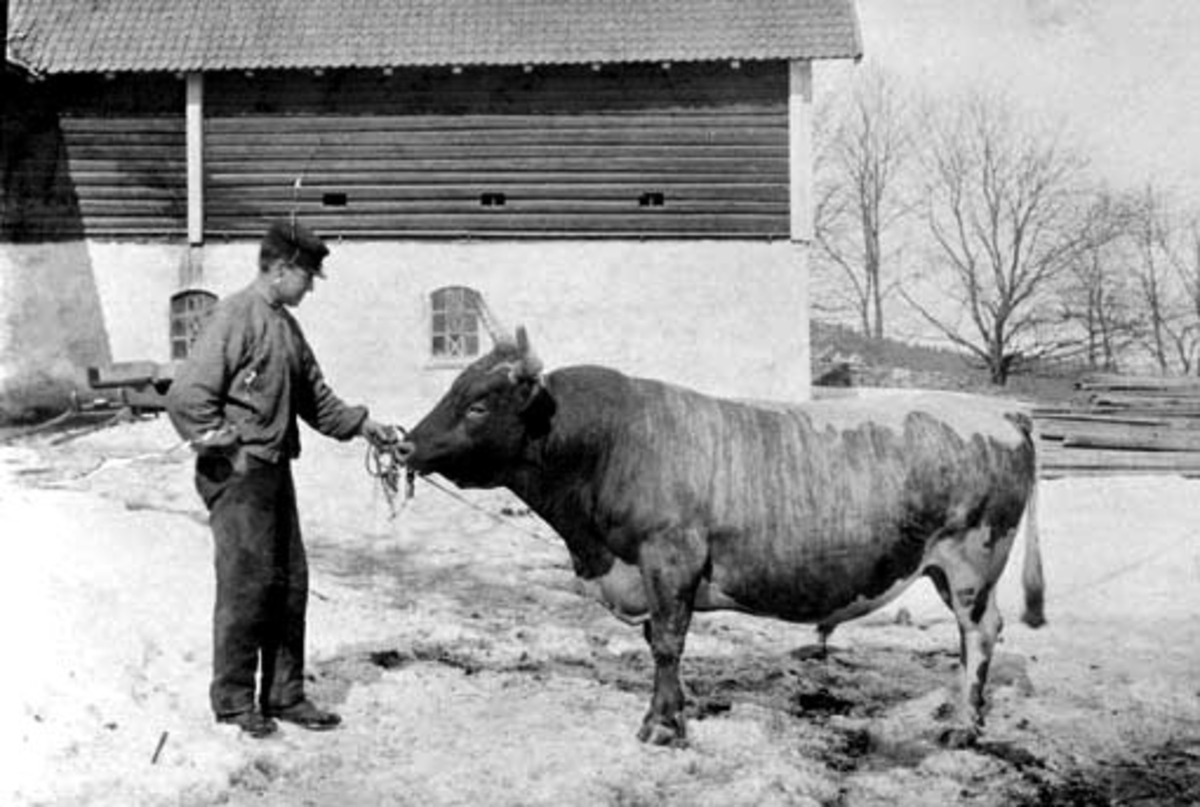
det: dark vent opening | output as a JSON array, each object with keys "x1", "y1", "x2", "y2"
[
  {"x1": 322, "y1": 192, "x2": 348, "y2": 207},
  {"x1": 480, "y1": 192, "x2": 507, "y2": 207},
  {"x1": 639, "y1": 192, "x2": 665, "y2": 207}
]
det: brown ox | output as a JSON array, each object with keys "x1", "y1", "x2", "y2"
[{"x1": 397, "y1": 329, "x2": 1045, "y2": 747}]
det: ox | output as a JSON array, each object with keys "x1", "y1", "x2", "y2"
[{"x1": 397, "y1": 329, "x2": 1045, "y2": 747}]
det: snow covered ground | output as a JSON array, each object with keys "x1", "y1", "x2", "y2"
[{"x1": 2, "y1": 415, "x2": 1198, "y2": 806}]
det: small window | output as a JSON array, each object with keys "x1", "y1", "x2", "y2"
[
  {"x1": 638, "y1": 192, "x2": 665, "y2": 207},
  {"x1": 480, "y1": 192, "x2": 507, "y2": 207},
  {"x1": 169, "y1": 289, "x2": 217, "y2": 359},
  {"x1": 430, "y1": 286, "x2": 484, "y2": 360}
]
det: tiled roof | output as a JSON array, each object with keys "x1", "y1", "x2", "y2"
[{"x1": 8, "y1": 0, "x2": 862, "y2": 75}]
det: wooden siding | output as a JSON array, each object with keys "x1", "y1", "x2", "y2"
[
  {"x1": 6, "y1": 75, "x2": 188, "y2": 240},
  {"x1": 204, "y1": 63, "x2": 789, "y2": 239},
  {"x1": 58, "y1": 116, "x2": 187, "y2": 237}
]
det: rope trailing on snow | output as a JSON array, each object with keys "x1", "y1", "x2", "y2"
[
  {"x1": 71, "y1": 438, "x2": 193, "y2": 480},
  {"x1": 1054, "y1": 531, "x2": 1198, "y2": 603},
  {"x1": 0, "y1": 407, "x2": 131, "y2": 445},
  {"x1": 416, "y1": 473, "x2": 556, "y2": 544},
  {"x1": 0, "y1": 408, "x2": 77, "y2": 444}
]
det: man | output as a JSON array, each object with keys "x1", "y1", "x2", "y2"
[{"x1": 167, "y1": 219, "x2": 398, "y2": 738}]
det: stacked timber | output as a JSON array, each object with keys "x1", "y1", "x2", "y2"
[{"x1": 1034, "y1": 374, "x2": 1200, "y2": 477}]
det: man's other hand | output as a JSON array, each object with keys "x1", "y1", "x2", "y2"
[{"x1": 192, "y1": 425, "x2": 240, "y2": 456}]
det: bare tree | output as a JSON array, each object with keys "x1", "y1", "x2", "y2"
[
  {"x1": 1129, "y1": 187, "x2": 1200, "y2": 374},
  {"x1": 813, "y1": 66, "x2": 915, "y2": 340},
  {"x1": 906, "y1": 91, "x2": 1094, "y2": 385},
  {"x1": 1165, "y1": 211, "x2": 1200, "y2": 374},
  {"x1": 1057, "y1": 189, "x2": 1142, "y2": 371}
]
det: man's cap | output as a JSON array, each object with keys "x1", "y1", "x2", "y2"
[{"x1": 261, "y1": 219, "x2": 329, "y2": 277}]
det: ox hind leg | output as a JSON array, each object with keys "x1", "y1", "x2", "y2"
[
  {"x1": 926, "y1": 524, "x2": 1011, "y2": 747},
  {"x1": 636, "y1": 527, "x2": 707, "y2": 746}
]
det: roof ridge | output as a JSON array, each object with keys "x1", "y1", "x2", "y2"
[{"x1": 9, "y1": 0, "x2": 862, "y2": 75}]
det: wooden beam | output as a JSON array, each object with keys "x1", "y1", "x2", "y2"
[
  {"x1": 1077, "y1": 373, "x2": 1200, "y2": 391},
  {"x1": 788, "y1": 59, "x2": 813, "y2": 242},
  {"x1": 202, "y1": 112, "x2": 786, "y2": 134},
  {"x1": 186, "y1": 72, "x2": 204, "y2": 245}
]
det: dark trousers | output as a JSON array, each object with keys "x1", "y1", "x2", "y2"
[{"x1": 195, "y1": 454, "x2": 308, "y2": 718}]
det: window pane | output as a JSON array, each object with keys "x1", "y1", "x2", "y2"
[{"x1": 430, "y1": 286, "x2": 485, "y2": 358}]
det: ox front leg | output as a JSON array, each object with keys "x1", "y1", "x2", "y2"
[{"x1": 636, "y1": 530, "x2": 705, "y2": 747}]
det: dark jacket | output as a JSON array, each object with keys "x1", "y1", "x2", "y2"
[{"x1": 167, "y1": 285, "x2": 367, "y2": 464}]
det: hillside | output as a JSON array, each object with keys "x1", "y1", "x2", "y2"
[{"x1": 811, "y1": 320, "x2": 1080, "y2": 404}]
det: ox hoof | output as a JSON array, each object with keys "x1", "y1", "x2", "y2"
[
  {"x1": 637, "y1": 719, "x2": 686, "y2": 747},
  {"x1": 937, "y1": 726, "x2": 980, "y2": 749}
]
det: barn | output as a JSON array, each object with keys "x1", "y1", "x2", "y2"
[{"x1": 0, "y1": 0, "x2": 861, "y2": 420}]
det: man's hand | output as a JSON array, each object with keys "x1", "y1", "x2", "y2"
[
  {"x1": 360, "y1": 418, "x2": 400, "y2": 450},
  {"x1": 192, "y1": 425, "x2": 240, "y2": 456}
]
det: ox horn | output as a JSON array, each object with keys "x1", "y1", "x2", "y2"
[
  {"x1": 490, "y1": 325, "x2": 542, "y2": 383},
  {"x1": 514, "y1": 325, "x2": 542, "y2": 380}
]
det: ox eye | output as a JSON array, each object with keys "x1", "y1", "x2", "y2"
[{"x1": 466, "y1": 401, "x2": 489, "y2": 419}]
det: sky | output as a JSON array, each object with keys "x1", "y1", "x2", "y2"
[{"x1": 818, "y1": 0, "x2": 1200, "y2": 202}]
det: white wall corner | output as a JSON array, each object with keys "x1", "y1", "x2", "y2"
[{"x1": 788, "y1": 60, "x2": 814, "y2": 244}]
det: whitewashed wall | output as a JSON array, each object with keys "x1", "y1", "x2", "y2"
[
  {"x1": 0, "y1": 240, "x2": 812, "y2": 421},
  {"x1": 0, "y1": 244, "x2": 116, "y2": 418}
]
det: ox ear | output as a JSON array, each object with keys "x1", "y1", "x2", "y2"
[
  {"x1": 511, "y1": 327, "x2": 553, "y2": 434},
  {"x1": 519, "y1": 375, "x2": 556, "y2": 438}
]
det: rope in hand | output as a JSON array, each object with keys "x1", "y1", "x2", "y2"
[
  {"x1": 364, "y1": 425, "x2": 415, "y2": 519},
  {"x1": 362, "y1": 424, "x2": 553, "y2": 543}
]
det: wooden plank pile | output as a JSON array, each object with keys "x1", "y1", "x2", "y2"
[{"x1": 1034, "y1": 374, "x2": 1200, "y2": 477}]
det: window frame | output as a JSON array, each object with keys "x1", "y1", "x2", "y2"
[
  {"x1": 427, "y1": 285, "x2": 487, "y2": 367},
  {"x1": 168, "y1": 288, "x2": 217, "y2": 360}
]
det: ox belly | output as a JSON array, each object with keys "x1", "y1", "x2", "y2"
[
  {"x1": 577, "y1": 555, "x2": 921, "y2": 627},
  {"x1": 699, "y1": 557, "x2": 928, "y2": 626},
  {"x1": 697, "y1": 540, "x2": 938, "y2": 625},
  {"x1": 578, "y1": 558, "x2": 748, "y2": 625},
  {"x1": 812, "y1": 572, "x2": 923, "y2": 628}
]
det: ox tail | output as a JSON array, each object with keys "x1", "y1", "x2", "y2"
[
  {"x1": 1007, "y1": 410, "x2": 1046, "y2": 628},
  {"x1": 1020, "y1": 465, "x2": 1047, "y2": 629}
]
